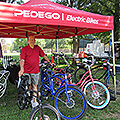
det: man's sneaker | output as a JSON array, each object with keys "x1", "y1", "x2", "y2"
[{"x1": 31, "y1": 99, "x2": 39, "y2": 108}]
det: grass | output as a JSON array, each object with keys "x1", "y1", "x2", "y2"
[
  {"x1": 0, "y1": 54, "x2": 120, "y2": 120},
  {"x1": 0, "y1": 80, "x2": 120, "y2": 120},
  {"x1": 0, "y1": 81, "x2": 31, "y2": 120}
]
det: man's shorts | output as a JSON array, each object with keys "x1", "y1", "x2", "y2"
[{"x1": 24, "y1": 73, "x2": 40, "y2": 85}]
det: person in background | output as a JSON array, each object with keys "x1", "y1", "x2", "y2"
[
  {"x1": 115, "y1": 44, "x2": 120, "y2": 61},
  {"x1": 18, "y1": 35, "x2": 52, "y2": 108}
]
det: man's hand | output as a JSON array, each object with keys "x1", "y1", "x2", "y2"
[
  {"x1": 18, "y1": 70, "x2": 24, "y2": 77},
  {"x1": 19, "y1": 59, "x2": 25, "y2": 77}
]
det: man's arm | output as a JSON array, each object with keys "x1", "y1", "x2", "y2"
[
  {"x1": 43, "y1": 55, "x2": 52, "y2": 65},
  {"x1": 18, "y1": 59, "x2": 25, "y2": 77}
]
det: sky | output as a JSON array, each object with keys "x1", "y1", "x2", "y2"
[{"x1": 0, "y1": 38, "x2": 15, "y2": 46}]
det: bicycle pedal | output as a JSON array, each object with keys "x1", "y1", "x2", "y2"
[
  {"x1": 43, "y1": 96, "x2": 48, "y2": 100},
  {"x1": 25, "y1": 105, "x2": 29, "y2": 109},
  {"x1": 27, "y1": 101, "x2": 30, "y2": 104}
]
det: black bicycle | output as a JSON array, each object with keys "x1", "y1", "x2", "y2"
[
  {"x1": 17, "y1": 75, "x2": 61, "y2": 120},
  {"x1": 91, "y1": 58, "x2": 120, "y2": 95}
]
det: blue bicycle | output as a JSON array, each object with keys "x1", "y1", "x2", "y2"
[{"x1": 40, "y1": 63, "x2": 87, "y2": 120}]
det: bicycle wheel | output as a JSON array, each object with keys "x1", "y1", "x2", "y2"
[
  {"x1": 0, "y1": 73, "x2": 8, "y2": 98},
  {"x1": 53, "y1": 85, "x2": 87, "y2": 119},
  {"x1": 91, "y1": 64, "x2": 107, "y2": 81},
  {"x1": 29, "y1": 104, "x2": 61, "y2": 120},
  {"x1": 18, "y1": 87, "x2": 26, "y2": 110},
  {"x1": 105, "y1": 71, "x2": 120, "y2": 95},
  {"x1": 0, "y1": 82, "x2": 7, "y2": 98},
  {"x1": 74, "y1": 67, "x2": 87, "y2": 83},
  {"x1": 83, "y1": 81, "x2": 110, "y2": 109}
]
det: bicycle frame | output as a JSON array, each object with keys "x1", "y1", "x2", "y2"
[
  {"x1": 41, "y1": 66, "x2": 72, "y2": 104},
  {"x1": 70, "y1": 68, "x2": 98, "y2": 92},
  {"x1": 52, "y1": 52, "x2": 99, "y2": 94}
]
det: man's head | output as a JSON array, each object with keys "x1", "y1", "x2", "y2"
[{"x1": 28, "y1": 36, "x2": 35, "y2": 48}]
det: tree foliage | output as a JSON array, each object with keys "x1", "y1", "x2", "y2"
[
  {"x1": 11, "y1": 38, "x2": 71, "y2": 52},
  {"x1": 56, "y1": 0, "x2": 120, "y2": 42},
  {"x1": 12, "y1": 38, "x2": 27, "y2": 51}
]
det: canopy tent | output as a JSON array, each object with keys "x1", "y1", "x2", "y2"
[
  {"x1": 0, "y1": 0, "x2": 117, "y2": 97},
  {"x1": 0, "y1": 0, "x2": 114, "y2": 39}
]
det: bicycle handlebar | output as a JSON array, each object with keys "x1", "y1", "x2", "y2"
[
  {"x1": 53, "y1": 52, "x2": 65, "y2": 57},
  {"x1": 40, "y1": 62, "x2": 56, "y2": 70}
]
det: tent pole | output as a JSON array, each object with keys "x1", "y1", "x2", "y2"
[
  {"x1": 56, "y1": 39, "x2": 58, "y2": 52},
  {"x1": 111, "y1": 30, "x2": 116, "y2": 98},
  {"x1": 107, "y1": 31, "x2": 111, "y2": 88}
]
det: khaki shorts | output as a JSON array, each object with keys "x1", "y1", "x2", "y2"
[{"x1": 24, "y1": 73, "x2": 40, "y2": 85}]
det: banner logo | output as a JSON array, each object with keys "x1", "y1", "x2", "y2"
[{"x1": 14, "y1": 9, "x2": 99, "y2": 24}]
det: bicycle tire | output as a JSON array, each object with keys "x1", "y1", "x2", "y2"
[
  {"x1": 0, "y1": 83, "x2": 7, "y2": 98},
  {"x1": 74, "y1": 67, "x2": 87, "y2": 83},
  {"x1": 91, "y1": 64, "x2": 107, "y2": 81},
  {"x1": 29, "y1": 104, "x2": 61, "y2": 120},
  {"x1": 18, "y1": 87, "x2": 26, "y2": 110},
  {"x1": 105, "y1": 71, "x2": 120, "y2": 95},
  {"x1": 41, "y1": 72, "x2": 50, "y2": 96},
  {"x1": 83, "y1": 81, "x2": 110, "y2": 109},
  {"x1": 53, "y1": 85, "x2": 87, "y2": 119}
]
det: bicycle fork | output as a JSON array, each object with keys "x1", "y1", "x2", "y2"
[
  {"x1": 65, "y1": 73, "x2": 71, "y2": 104},
  {"x1": 38, "y1": 91, "x2": 46, "y2": 120},
  {"x1": 90, "y1": 77, "x2": 98, "y2": 95}
]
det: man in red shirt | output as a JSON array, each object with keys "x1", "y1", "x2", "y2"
[{"x1": 18, "y1": 35, "x2": 52, "y2": 108}]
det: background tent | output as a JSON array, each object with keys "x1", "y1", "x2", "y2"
[{"x1": 0, "y1": 0, "x2": 114, "y2": 39}]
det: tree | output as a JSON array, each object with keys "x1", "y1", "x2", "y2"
[
  {"x1": 36, "y1": 39, "x2": 46, "y2": 48},
  {"x1": 82, "y1": 0, "x2": 120, "y2": 42},
  {"x1": 12, "y1": 38, "x2": 27, "y2": 52}
]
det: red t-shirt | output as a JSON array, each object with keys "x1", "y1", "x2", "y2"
[{"x1": 20, "y1": 45, "x2": 45, "y2": 73}]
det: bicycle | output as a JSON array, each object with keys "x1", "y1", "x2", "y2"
[
  {"x1": 72, "y1": 51, "x2": 120, "y2": 97},
  {"x1": 90, "y1": 57, "x2": 120, "y2": 95},
  {"x1": 53, "y1": 52, "x2": 110, "y2": 109},
  {"x1": 40, "y1": 63, "x2": 87, "y2": 120},
  {"x1": 1, "y1": 55, "x2": 20, "y2": 85},
  {"x1": 0, "y1": 70, "x2": 10, "y2": 98},
  {"x1": 17, "y1": 75, "x2": 61, "y2": 120}
]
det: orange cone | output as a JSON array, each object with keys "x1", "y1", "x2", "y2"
[{"x1": 51, "y1": 56, "x2": 54, "y2": 63}]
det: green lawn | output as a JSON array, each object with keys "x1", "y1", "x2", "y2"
[{"x1": 0, "y1": 80, "x2": 120, "y2": 120}]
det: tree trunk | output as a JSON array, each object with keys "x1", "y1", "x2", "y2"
[
  {"x1": 73, "y1": 36, "x2": 78, "y2": 55},
  {"x1": 77, "y1": 37, "x2": 79, "y2": 53}
]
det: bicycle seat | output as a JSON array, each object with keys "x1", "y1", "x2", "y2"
[
  {"x1": 76, "y1": 63, "x2": 85, "y2": 68},
  {"x1": 66, "y1": 69, "x2": 74, "y2": 73}
]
